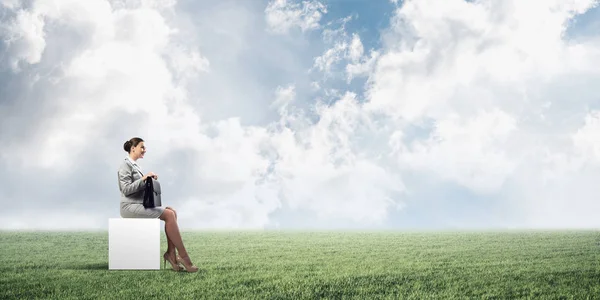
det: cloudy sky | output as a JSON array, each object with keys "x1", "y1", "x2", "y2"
[{"x1": 1, "y1": 0, "x2": 600, "y2": 230}]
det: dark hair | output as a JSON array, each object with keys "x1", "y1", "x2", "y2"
[{"x1": 124, "y1": 137, "x2": 144, "y2": 153}]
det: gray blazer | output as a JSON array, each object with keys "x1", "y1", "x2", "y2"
[{"x1": 117, "y1": 158, "x2": 145, "y2": 203}]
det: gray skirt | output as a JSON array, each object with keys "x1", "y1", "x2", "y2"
[{"x1": 120, "y1": 202, "x2": 165, "y2": 219}]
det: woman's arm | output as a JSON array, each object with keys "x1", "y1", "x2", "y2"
[{"x1": 117, "y1": 163, "x2": 146, "y2": 196}]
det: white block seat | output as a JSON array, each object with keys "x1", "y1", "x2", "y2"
[{"x1": 108, "y1": 218, "x2": 160, "y2": 270}]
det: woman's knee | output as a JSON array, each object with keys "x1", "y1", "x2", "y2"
[
  {"x1": 165, "y1": 207, "x2": 177, "y2": 218},
  {"x1": 160, "y1": 209, "x2": 175, "y2": 221}
]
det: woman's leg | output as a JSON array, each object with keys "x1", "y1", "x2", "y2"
[
  {"x1": 163, "y1": 208, "x2": 177, "y2": 256},
  {"x1": 159, "y1": 209, "x2": 190, "y2": 260}
]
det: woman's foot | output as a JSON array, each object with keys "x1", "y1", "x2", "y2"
[
  {"x1": 176, "y1": 255, "x2": 199, "y2": 273},
  {"x1": 163, "y1": 252, "x2": 181, "y2": 271},
  {"x1": 176, "y1": 254, "x2": 184, "y2": 268}
]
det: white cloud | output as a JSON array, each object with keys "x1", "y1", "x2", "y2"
[
  {"x1": 111, "y1": 0, "x2": 176, "y2": 10},
  {"x1": 311, "y1": 18, "x2": 380, "y2": 83},
  {"x1": 264, "y1": 0, "x2": 327, "y2": 34},
  {"x1": 1, "y1": 0, "x2": 21, "y2": 9},
  {"x1": 170, "y1": 118, "x2": 281, "y2": 229},
  {"x1": 271, "y1": 92, "x2": 405, "y2": 224},
  {"x1": 573, "y1": 110, "x2": 600, "y2": 163},
  {"x1": 363, "y1": 0, "x2": 600, "y2": 227},
  {"x1": 1, "y1": 4, "x2": 47, "y2": 70},
  {"x1": 348, "y1": 33, "x2": 363, "y2": 62},
  {"x1": 165, "y1": 43, "x2": 210, "y2": 82},
  {"x1": 345, "y1": 51, "x2": 379, "y2": 83},
  {"x1": 271, "y1": 84, "x2": 296, "y2": 112},
  {"x1": 367, "y1": 0, "x2": 600, "y2": 121},
  {"x1": 1, "y1": 0, "x2": 191, "y2": 170},
  {"x1": 345, "y1": 33, "x2": 380, "y2": 82},
  {"x1": 312, "y1": 40, "x2": 347, "y2": 74},
  {"x1": 397, "y1": 109, "x2": 518, "y2": 193}
]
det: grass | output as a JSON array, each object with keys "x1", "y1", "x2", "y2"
[{"x1": 1, "y1": 230, "x2": 599, "y2": 299}]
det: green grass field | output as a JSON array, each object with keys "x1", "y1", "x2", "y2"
[{"x1": 1, "y1": 230, "x2": 599, "y2": 299}]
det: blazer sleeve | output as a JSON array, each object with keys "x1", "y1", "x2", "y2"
[{"x1": 118, "y1": 162, "x2": 145, "y2": 196}]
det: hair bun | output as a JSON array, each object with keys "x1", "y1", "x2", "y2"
[{"x1": 123, "y1": 140, "x2": 132, "y2": 152}]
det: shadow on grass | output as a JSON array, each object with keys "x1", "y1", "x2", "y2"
[
  {"x1": 64, "y1": 262, "x2": 109, "y2": 270},
  {"x1": 65, "y1": 263, "x2": 209, "y2": 276},
  {"x1": 2, "y1": 262, "x2": 208, "y2": 275},
  {"x1": 0, "y1": 263, "x2": 109, "y2": 271}
]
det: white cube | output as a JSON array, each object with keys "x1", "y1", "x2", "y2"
[{"x1": 108, "y1": 218, "x2": 160, "y2": 270}]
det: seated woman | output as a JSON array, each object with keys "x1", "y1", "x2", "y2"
[{"x1": 118, "y1": 137, "x2": 198, "y2": 272}]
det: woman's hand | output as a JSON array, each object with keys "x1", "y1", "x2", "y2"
[{"x1": 143, "y1": 172, "x2": 158, "y2": 180}]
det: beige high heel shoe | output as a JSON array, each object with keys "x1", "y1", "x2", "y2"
[
  {"x1": 163, "y1": 252, "x2": 181, "y2": 271},
  {"x1": 176, "y1": 255, "x2": 199, "y2": 273}
]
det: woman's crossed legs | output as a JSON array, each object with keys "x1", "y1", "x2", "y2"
[{"x1": 159, "y1": 207, "x2": 198, "y2": 272}]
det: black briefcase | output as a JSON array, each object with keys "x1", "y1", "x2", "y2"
[{"x1": 143, "y1": 177, "x2": 162, "y2": 208}]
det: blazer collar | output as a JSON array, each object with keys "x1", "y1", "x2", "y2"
[{"x1": 125, "y1": 157, "x2": 143, "y2": 176}]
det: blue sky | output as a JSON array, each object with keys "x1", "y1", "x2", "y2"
[
  {"x1": 2, "y1": 0, "x2": 600, "y2": 230},
  {"x1": 566, "y1": 3, "x2": 600, "y2": 39}
]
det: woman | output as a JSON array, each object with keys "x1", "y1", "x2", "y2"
[{"x1": 118, "y1": 137, "x2": 198, "y2": 272}]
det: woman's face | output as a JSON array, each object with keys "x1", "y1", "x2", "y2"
[{"x1": 131, "y1": 142, "x2": 146, "y2": 159}]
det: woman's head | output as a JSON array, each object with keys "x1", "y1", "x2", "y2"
[{"x1": 123, "y1": 137, "x2": 146, "y2": 159}]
